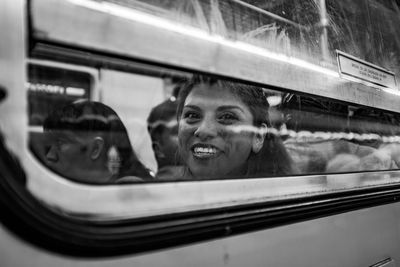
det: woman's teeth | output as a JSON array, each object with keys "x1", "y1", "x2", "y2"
[
  {"x1": 192, "y1": 146, "x2": 219, "y2": 158},
  {"x1": 194, "y1": 147, "x2": 217, "y2": 154}
]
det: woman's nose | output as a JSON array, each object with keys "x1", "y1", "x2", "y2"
[
  {"x1": 194, "y1": 117, "x2": 218, "y2": 140},
  {"x1": 46, "y1": 145, "x2": 59, "y2": 162}
]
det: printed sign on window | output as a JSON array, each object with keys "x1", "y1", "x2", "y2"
[{"x1": 336, "y1": 50, "x2": 397, "y2": 89}]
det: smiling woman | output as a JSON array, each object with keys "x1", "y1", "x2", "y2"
[{"x1": 176, "y1": 75, "x2": 295, "y2": 179}]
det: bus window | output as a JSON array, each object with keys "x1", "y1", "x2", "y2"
[
  {"x1": 24, "y1": 0, "x2": 400, "y2": 224},
  {"x1": 28, "y1": 60, "x2": 400, "y2": 184}
]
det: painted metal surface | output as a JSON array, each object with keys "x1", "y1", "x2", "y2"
[
  {"x1": 370, "y1": 258, "x2": 396, "y2": 267},
  {"x1": 2, "y1": 202, "x2": 400, "y2": 267},
  {"x1": 0, "y1": 0, "x2": 26, "y2": 159}
]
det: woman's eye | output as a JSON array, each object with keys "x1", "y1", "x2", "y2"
[
  {"x1": 218, "y1": 113, "x2": 238, "y2": 124},
  {"x1": 183, "y1": 111, "x2": 200, "y2": 123},
  {"x1": 56, "y1": 139, "x2": 68, "y2": 148},
  {"x1": 57, "y1": 140, "x2": 64, "y2": 146}
]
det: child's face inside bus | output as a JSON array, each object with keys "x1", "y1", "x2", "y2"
[
  {"x1": 178, "y1": 83, "x2": 258, "y2": 178},
  {"x1": 45, "y1": 130, "x2": 103, "y2": 183}
]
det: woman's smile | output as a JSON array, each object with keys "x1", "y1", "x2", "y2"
[{"x1": 191, "y1": 143, "x2": 221, "y2": 159}]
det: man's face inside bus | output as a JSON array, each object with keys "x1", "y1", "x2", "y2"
[{"x1": 45, "y1": 130, "x2": 105, "y2": 183}]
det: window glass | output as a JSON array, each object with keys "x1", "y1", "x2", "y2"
[
  {"x1": 28, "y1": 63, "x2": 94, "y2": 172},
  {"x1": 327, "y1": 0, "x2": 400, "y2": 79},
  {"x1": 27, "y1": 63, "x2": 92, "y2": 126},
  {"x1": 102, "y1": 0, "x2": 400, "y2": 78},
  {"x1": 28, "y1": 61, "x2": 400, "y2": 184}
]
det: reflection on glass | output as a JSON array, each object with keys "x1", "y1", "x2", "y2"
[
  {"x1": 280, "y1": 94, "x2": 400, "y2": 175},
  {"x1": 101, "y1": 0, "x2": 400, "y2": 80},
  {"x1": 27, "y1": 64, "x2": 91, "y2": 126},
  {"x1": 28, "y1": 62, "x2": 400, "y2": 184}
]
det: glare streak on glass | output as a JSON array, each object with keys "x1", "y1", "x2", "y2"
[
  {"x1": 96, "y1": 0, "x2": 400, "y2": 86},
  {"x1": 67, "y1": 0, "x2": 339, "y2": 78}
]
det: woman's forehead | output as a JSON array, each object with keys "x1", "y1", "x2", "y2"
[{"x1": 185, "y1": 83, "x2": 246, "y2": 108}]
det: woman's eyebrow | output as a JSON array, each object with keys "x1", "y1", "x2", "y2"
[
  {"x1": 217, "y1": 105, "x2": 245, "y2": 113},
  {"x1": 182, "y1": 105, "x2": 201, "y2": 111}
]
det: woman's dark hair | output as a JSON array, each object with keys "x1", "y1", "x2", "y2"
[
  {"x1": 177, "y1": 75, "x2": 295, "y2": 177},
  {"x1": 44, "y1": 100, "x2": 152, "y2": 180}
]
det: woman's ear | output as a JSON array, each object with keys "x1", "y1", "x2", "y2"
[
  {"x1": 90, "y1": 137, "x2": 105, "y2": 160},
  {"x1": 252, "y1": 123, "x2": 267, "y2": 154}
]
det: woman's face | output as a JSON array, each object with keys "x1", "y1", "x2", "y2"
[{"x1": 178, "y1": 83, "x2": 257, "y2": 178}]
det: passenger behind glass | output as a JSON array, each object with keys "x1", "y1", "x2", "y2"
[
  {"x1": 43, "y1": 100, "x2": 152, "y2": 184},
  {"x1": 147, "y1": 98, "x2": 184, "y2": 179},
  {"x1": 379, "y1": 143, "x2": 400, "y2": 169},
  {"x1": 326, "y1": 150, "x2": 394, "y2": 173},
  {"x1": 177, "y1": 75, "x2": 295, "y2": 180}
]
